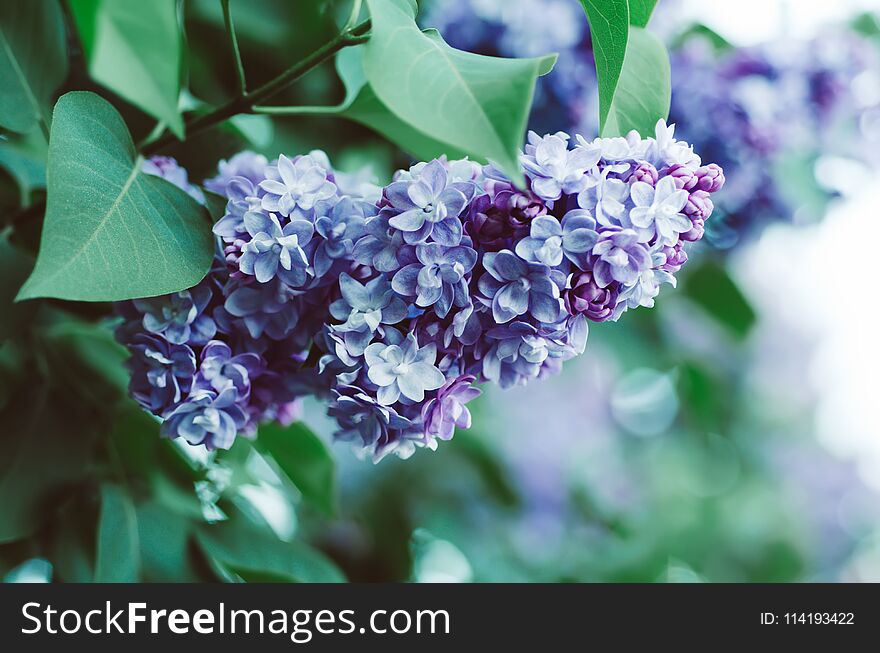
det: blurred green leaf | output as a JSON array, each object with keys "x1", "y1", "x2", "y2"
[
  {"x1": 197, "y1": 518, "x2": 345, "y2": 583},
  {"x1": 136, "y1": 500, "x2": 195, "y2": 582},
  {"x1": 601, "y1": 27, "x2": 670, "y2": 137},
  {"x1": 0, "y1": 143, "x2": 46, "y2": 206},
  {"x1": 0, "y1": 0, "x2": 68, "y2": 134},
  {"x1": 628, "y1": 0, "x2": 658, "y2": 27},
  {"x1": 0, "y1": 389, "x2": 96, "y2": 543},
  {"x1": 258, "y1": 422, "x2": 337, "y2": 516},
  {"x1": 43, "y1": 318, "x2": 129, "y2": 394},
  {"x1": 203, "y1": 189, "x2": 228, "y2": 222},
  {"x1": 363, "y1": 0, "x2": 555, "y2": 179},
  {"x1": 70, "y1": 0, "x2": 184, "y2": 136},
  {"x1": 672, "y1": 23, "x2": 735, "y2": 53},
  {"x1": 18, "y1": 92, "x2": 213, "y2": 302},
  {"x1": 0, "y1": 238, "x2": 36, "y2": 342},
  {"x1": 580, "y1": 0, "x2": 629, "y2": 134},
  {"x1": 95, "y1": 483, "x2": 140, "y2": 582},
  {"x1": 681, "y1": 259, "x2": 756, "y2": 339}
]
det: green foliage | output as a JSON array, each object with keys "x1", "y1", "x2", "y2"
[
  {"x1": 363, "y1": 0, "x2": 555, "y2": 180},
  {"x1": 197, "y1": 518, "x2": 345, "y2": 583},
  {"x1": 69, "y1": 0, "x2": 184, "y2": 136},
  {"x1": 681, "y1": 259, "x2": 757, "y2": 339},
  {"x1": 17, "y1": 92, "x2": 213, "y2": 302},
  {"x1": 580, "y1": 0, "x2": 629, "y2": 133},
  {"x1": 601, "y1": 27, "x2": 670, "y2": 137},
  {"x1": 0, "y1": 135, "x2": 47, "y2": 206},
  {"x1": 0, "y1": 0, "x2": 68, "y2": 135},
  {"x1": 0, "y1": 238, "x2": 36, "y2": 342},
  {"x1": 258, "y1": 422, "x2": 337, "y2": 516},
  {"x1": 581, "y1": 1, "x2": 671, "y2": 136},
  {"x1": 627, "y1": 0, "x2": 658, "y2": 27},
  {"x1": 95, "y1": 484, "x2": 140, "y2": 582}
]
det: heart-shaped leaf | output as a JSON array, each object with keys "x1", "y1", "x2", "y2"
[
  {"x1": 17, "y1": 92, "x2": 214, "y2": 302},
  {"x1": 363, "y1": 0, "x2": 555, "y2": 179},
  {"x1": 0, "y1": 0, "x2": 68, "y2": 134}
]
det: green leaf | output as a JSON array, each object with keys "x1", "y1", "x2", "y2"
[
  {"x1": 268, "y1": 45, "x2": 471, "y2": 161},
  {"x1": 363, "y1": 0, "x2": 555, "y2": 179},
  {"x1": 580, "y1": 0, "x2": 629, "y2": 133},
  {"x1": 628, "y1": 0, "x2": 658, "y2": 26},
  {"x1": 601, "y1": 27, "x2": 670, "y2": 137},
  {"x1": 0, "y1": 238, "x2": 36, "y2": 342},
  {"x1": 258, "y1": 422, "x2": 337, "y2": 516},
  {"x1": 136, "y1": 500, "x2": 195, "y2": 582},
  {"x1": 680, "y1": 259, "x2": 756, "y2": 339},
  {"x1": 0, "y1": 0, "x2": 68, "y2": 134},
  {"x1": 197, "y1": 519, "x2": 345, "y2": 583},
  {"x1": 43, "y1": 319, "x2": 129, "y2": 394},
  {"x1": 17, "y1": 92, "x2": 213, "y2": 302},
  {"x1": 0, "y1": 390, "x2": 96, "y2": 543},
  {"x1": 0, "y1": 142, "x2": 46, "y2": 206},
  {"x1": 69, "y1": 0, "x2": 184, "y2": 137},
  {"x1": 95, "y1": 484, "x2": 140, "y2": 582}
]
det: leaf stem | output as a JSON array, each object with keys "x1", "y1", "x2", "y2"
[
  {"x1": 221, "y1": 0, "x2": 247, "y2": 95},
  {"x1": 141, "y1": 19, "x2": 371, "y2": 156}
]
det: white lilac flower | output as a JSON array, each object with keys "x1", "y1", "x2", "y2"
[
  {"x1": 628, "y1": 176, "x2": 691, "y2": 245},
  {"x1": 521, "y1": 131, "x2": 600, "y2": 202},
  {"x1": 259, "y1": 154, "x2": 337, "y2": 217},
  {"x1": 364, "y1": 335, "x2": 445, "y2": 405}
]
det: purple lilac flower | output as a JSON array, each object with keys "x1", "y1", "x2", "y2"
[
  {"x1": 422, "y1": 375, "x2": 481, "y2": 442},
  {"x1": 118, "y1": 120, "x2": 724, "y2": 460},
  {"x1": 237, "y1": 211, "x2": 314, "y2": 285},
  {"x1": 391, "y1": 243, "x2": 477, "y2": 318},
  {"x1": 162, "y1": 388, "x2": 248, "y2": 450},
  {"x1": 478, "y1": 250, "x2": 562, "y2": 324},
  {"x1": 204, "y1": 151, "x2": 269, "y2": 194},
  {"x1": 384, "y1": 160, "x2": 475, "y2": 245},
  {"x1": 127, "y1": 334, "x2": 196, "y2": 415}
]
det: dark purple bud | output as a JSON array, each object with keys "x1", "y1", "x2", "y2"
[
  {"x1": 661, "y1": 242, "x2": 689, "y2": 272},
  {"x1": 564, "y1": 270, "x2": 619, "y2": 322}
]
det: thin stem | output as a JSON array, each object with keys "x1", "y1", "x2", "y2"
[
  {"x1": 344, "y1": 0, "x2": 363, "y2": 31},
  {"x1": 221, "y1": 0, "x2": 247, "y2": 95},
  {"x1": 141, "y1": 19, "x2": 371, "y2": 156}
]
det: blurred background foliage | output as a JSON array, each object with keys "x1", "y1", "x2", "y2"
[{"x1": 2, "y1": 0, "x2": 880, "y2": 583}]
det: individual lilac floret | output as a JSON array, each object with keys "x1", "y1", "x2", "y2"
[
  {"x1": 213, "y1": 177, "x2": 261, "y2": 243},
  {"x1": 132, "y1": 284, "x2": 216, "y2": 345},
  {"x1": 328, "y1": 384, "x2": 413, "y2": 453},
  {"x1": 329, "y1": 274, "x2": 408, "y2": 356},
  {"x1": 313, "y1": 197, "x2": 371, "y2": 277},
  {"x1": 223, "y1": 279, "x2": 300, "y2": 340},
  {"x1": 481, "y1": 321, "x2": 552, "y2": 388},
  {"x1": 142, "y1": 156, "x2": 205, "y2": 203},
  {"x1": 385, "y1": 160, "x2": 475, "y2": 245},
  {"x1": 259, "y1": 154, "x2": 337, "y2": 217},
  {"x1": 391, "y1": 243, "x2": 477, "y2": 318},
  {"x1": 421, "y1": 375, "x2": 481, "y2": 442},
  {"x1": 628, "y1": 176, "x2": 691, "y2": 245},
  {"x1": 161, "y1": 388, "x2": 248, "y2": 450},
  {"x1": 590, "y1": 228, "x2": 652, "y2": 288},
  {"x1": 238, "y1": 212, "x2": 313, "y2": 285},
  {"x1": 521, "y1": 131, "x2": 600, "y2": 203},
  {"x1": 352, "y1": 212, "x2": 408, "y2": 272},
  {"x1": 204, "y1": 151, "x2": 269, "y2": 194},
  {"x1": 564, "y1": 270, "x2": 618, "y2": 322},
  {"x1": 127, "y1": 334, "x2": 196, "y2": 415},
  {"x1": 364, "y1": 335, "x2": 445, "y2": 405},
  {"x1": 478, "y1": 250, "x2": 562, "y2": 324},
  {"x1": 515, "y1": 210, "x2": 597, "y2": 269},
  {"x1": 193, "y1": 340, "x2": 262, "y2": 402}
]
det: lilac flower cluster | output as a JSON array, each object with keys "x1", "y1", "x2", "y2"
[{"x1": 117, "y1": 122, "x2": 722, "y2": 461}]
